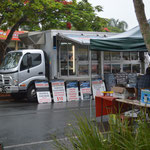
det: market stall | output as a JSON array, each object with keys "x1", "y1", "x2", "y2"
[
  {"x1": 90, "y1": 20, "x2": 149, "y2": 90},
  {"x1": 90, "y1": 20, "x2": 150, "y2": 120}
]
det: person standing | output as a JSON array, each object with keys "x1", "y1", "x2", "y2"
[{"x1": 135, "y1": 67, "x2": 150, "y2": 100}]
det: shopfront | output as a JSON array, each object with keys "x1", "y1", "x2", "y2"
[
  {"x1": 58, "y1": 41, "x2": 101, "y2": 79},
  {"x1": 57, "y1": 34, "x2": 144, "y2": 80},
  {"x1": 103, "y1": 51, "x2": 141, "y2": 74}
]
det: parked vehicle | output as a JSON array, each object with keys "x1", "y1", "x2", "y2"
[{"x1": 0, "y1": 49, "x2": 49, "y2": 101}]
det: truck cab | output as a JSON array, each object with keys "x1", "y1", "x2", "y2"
[{"x1": 0, "y1": 49, "x2": 49, "y2": 101}]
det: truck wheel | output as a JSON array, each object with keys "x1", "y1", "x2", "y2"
[{"x1": 27, "y1": 84, "x2": 37, "y2": 102}]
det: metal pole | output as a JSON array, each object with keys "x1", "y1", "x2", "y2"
[{"x1": 89, "y1": 48, "x2": 92, "y2": 120}]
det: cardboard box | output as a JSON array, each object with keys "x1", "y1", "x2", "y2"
[
  {"x1": 111, "y1": 86, "x2": 134, "y2": 99},
  {"x1": 141, "y1": 89, "x2": 150, "y2": 104}
]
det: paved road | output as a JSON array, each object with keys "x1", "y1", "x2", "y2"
[{"x1": 0, "y1": 99, "x2": 96, "y2": 150}]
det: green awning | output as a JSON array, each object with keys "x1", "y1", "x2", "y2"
[
  {"x1": 90, "y1": 19, "x2": 150, "y2": 52},
  {"x1": 90, "y1": 37, "x2": 147, "y2": 52}
]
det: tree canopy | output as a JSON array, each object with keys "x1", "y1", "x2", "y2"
[
  {"x1": 0, "y1": 0, "x2": 128, "y2": 63},
  {"x1": 0, "y1": 0, "x2": 108, "y2": 62},
  {"x1": 22, "y1": 0, "x2": 108, "y2": 31},
  {"x1": 107, "y1": 18, "x2": 128, "y2": 32},
  {"x1": 0, "y1": 0, "x2": 55, "y2": 61}
]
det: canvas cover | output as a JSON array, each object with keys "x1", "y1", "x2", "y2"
[
  {"x1": 90, "y1": 19, "x2": 150, "y2": 52},
  {"x1": 56, "y1": 32, "x2": 116, "y2": 45}
]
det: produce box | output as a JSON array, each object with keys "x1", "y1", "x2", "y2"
[
  {"x1": 111, "y1": 86, "x2": 134, "y2": 99},
  {"x1": 102, "y1": 91, "x2": 113, "y2": 97}
]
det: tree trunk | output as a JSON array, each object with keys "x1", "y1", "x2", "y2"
[
  {"x1": 0, "y1": 16, "x2": 27, "y2": 64},
  {"x1": 0, "y1": 41, "x2": 6, "y2": 63},
  {"x1": 133, "y1": 0, "x2": 150, "y2": 52}
]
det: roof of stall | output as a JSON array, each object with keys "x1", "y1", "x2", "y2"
[
  {"x1": 90, "y1": 19, "x2": 150, "y2": 52},
  {"x1": 19, "y1": 30, "x2": 117, "y2": 46},
  {"x1": 56, "y1": 32, "x2": 117, "y2": 45}
]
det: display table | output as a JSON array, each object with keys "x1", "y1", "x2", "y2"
[
  {"x1": 95, "y1": 96, "x2": 118, "y2": 121},
  {"x1": 116, "y1": 99, "x2": 150, "y2": 108},
  {"x1": 95, "y1": 96, "x2": 150, "y2": 122}
]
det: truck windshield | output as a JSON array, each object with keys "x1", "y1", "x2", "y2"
[{"x1": 0, "y1": 52, "x2": 22, "y2": 69}]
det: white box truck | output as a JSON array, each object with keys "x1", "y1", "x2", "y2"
[{"x1": 0, "y1": 49, "x2": 49, "y2": 101}]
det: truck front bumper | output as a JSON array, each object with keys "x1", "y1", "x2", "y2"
[{"x1": 0, "y1": 86, "x2": 19, "y2": 93}]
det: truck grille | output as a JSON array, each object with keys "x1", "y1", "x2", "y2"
[
  {"x1": 4, "y1": 80, "x2": 9, "y2": 85},
  {"x1": 3, "y1": 77, "x2": 11, "y2": 85},
  {"x1": 0, "y1": 75, "x2": 12, "y2": 86}
]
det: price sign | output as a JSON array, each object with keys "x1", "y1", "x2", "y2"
[
  {"x1": 92, "y1": 78, "x2": 106, "y2": 99},
  {"x1": 37, "y1": 91, "x2": 51, "y2": 103},
  {"x1": 66, "y1": 81, "x2": 79, "y2": 101},
  {"x1": 35, "y1": 81, "x2": 52, "y2": 103},
  {"x1": 51, "y1": 80, "x2": 66, "y2": 102},
  {"x1": 80, "y1": 81, "x2": 91, "y2": 100}
]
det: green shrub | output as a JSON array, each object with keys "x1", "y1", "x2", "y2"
[{"x1": 54, "y1": 111, "x2": 150, "y2": 150}]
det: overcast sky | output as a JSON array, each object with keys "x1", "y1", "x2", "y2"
[{"x1": 87, "y1": 0, "x2": 150, "y2": 30}]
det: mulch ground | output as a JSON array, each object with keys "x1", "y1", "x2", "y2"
[
  {"x1": 0, "y1": 93, "x2": 10, "y2": 97},
  {"x1": 0, "y1": 93, "x2": 12, "y2": 100}
]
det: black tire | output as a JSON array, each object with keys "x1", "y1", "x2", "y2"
[{"x1": 27, "y1": 84, "x2": 37, "y2": 102}]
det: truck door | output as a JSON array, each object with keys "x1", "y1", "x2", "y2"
[{"x1": 19, "y1": 52, "x2": 45, "y2": 90}]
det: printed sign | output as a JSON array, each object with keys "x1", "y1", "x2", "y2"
[
  {"x1": 0, "y1": 30, "x2": 26, "y2": 41},
  {"x1": 36, "y1": 91, "x2": 51, "y2": 103},
  {"x1": 66, "y1": 81, "x2": 79, "y2": 101},
  {"x1": 51, "y1": 80, "x2": 66, "y2": 102},
  {"x1": 35, "y1": 81, "x2": 49, "y2": 88},
  {"x1": 80, "y1": 81, "x2": 91, "y2": 100},
  {"x1": 35, "y1": 81, "x2": 51, "y2": 103},
  {"x1": 92, "y1": 78, "x2": 106, "y2": 99}
]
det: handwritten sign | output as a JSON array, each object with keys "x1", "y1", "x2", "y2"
[
  {"x1": 92, "y1": 79, "x2": 106, "y2": 99},
  {"x1": 35, "y1": 81, "x2": 51, "y2": 103},
  {"x1": 51, "y1": 80, "x2": 66, "y2": 102},
  {"x1": 80, "y1": 81, "x2": 91, "y2": 100},
  {"x1": 36, "y1": 91, "x2": 51, "y2": 103},
  {"x1": 66, "y1": 81, "x2": 79, "y2": 101}
]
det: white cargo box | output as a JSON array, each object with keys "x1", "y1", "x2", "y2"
[{"x1": 111, "y1": 86, "x2": 134, "y2": 99}]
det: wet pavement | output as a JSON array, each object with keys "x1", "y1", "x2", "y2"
[{"x1": 0, "y1": 99, "x2": 96, "y2": 150}]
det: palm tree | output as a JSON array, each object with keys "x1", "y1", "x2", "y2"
[{"x1": 108, "y1": 18, "x2": 128, "y2": 32}]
